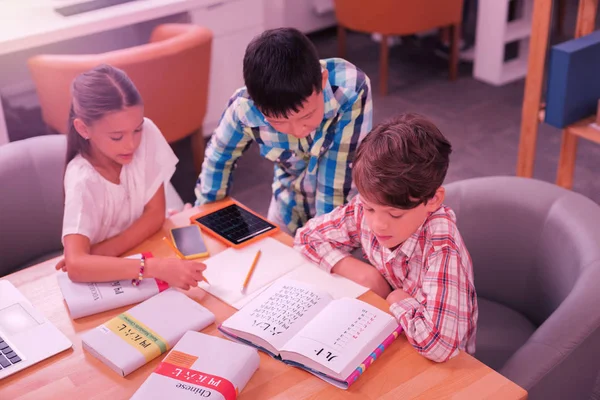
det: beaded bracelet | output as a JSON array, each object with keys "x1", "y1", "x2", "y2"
[{"x1": 131, "y1": 254, "x2": 146, "y2": 287}]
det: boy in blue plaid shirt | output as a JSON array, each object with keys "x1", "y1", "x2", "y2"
[{"x1": 194, "y1": 28, "x2": 373, "y2": 234}]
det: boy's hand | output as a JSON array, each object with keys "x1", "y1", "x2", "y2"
[
  {"x1": 332, "y1": 256, "x2": 392, "y2": 298},
  {"x1": 386, "y1": 288, "x2": 412, "y2": 305}
]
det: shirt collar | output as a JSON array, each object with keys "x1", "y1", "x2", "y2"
[{"x1": 322, "y1": 77, "x2": 339, "y2": 120}]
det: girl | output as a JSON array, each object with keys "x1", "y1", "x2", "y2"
[{"x1": 58, "y1": 64, "x2": 205, "y2": 290}]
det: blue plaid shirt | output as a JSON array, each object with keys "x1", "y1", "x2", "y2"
[{"x1": 195, "y1": 58, "x2": 373, "y2": 233}]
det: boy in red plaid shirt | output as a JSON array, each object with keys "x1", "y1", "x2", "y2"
[{"x1": 294, "y1": 114, "x2": 478, "y2": 362}]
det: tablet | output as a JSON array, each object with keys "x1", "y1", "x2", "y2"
[
  {"x1": 190, "y1": 200, "x2": 279, "y2": 248},
  {"x1": 170, "y1": 225, "x2": 209, "y2": 259}
]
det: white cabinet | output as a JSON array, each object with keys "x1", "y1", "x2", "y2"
[
  {"x1": 263, "y1": 0, "x2": 336, "y2": 34},
  {"x1": 189, "y1": 0, "x2": 266, "y2": 134},
  {"x1": 473, "y1": 0, "x2": 533, "y2": 86}
]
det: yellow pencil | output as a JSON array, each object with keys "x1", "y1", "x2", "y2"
[
  {"x1": 241, "y1": 250, "x2": 261, "y2": 292},
  {"x1": 162, "y1": 237, "x2": 210, "y2": 285}
]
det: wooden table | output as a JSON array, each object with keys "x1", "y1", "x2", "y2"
[{"x1": 0, "y1": 201, "x2": 528, "y2": 400}]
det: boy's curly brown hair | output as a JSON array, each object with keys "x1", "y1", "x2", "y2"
[{"x1": 352, "y1": 113, "x2": 452, "y2": 209}]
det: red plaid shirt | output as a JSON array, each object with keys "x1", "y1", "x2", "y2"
[{"x1": 294, "y1": 196, "x2": 478, "y2": 362}]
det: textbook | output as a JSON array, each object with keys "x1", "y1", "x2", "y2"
[
  {"x1": 57, "y1": 252, "x2": 169, "y2": 319},
  {"x1": 82, "y1": 288, "x2": 215, "y2": 376},
  {"x1": 131, "y1": 331, "x2": 260, "y2": 400},
  {"x1": 219, "y1": 279, "x2": 402, "y2": 389}
]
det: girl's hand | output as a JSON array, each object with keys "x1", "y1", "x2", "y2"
[
  {"x1": 148, "y1": 258, "x2": 206, "y2": 290},
  {"x1": 55, "y1": 258, "x2": 67, "y2": 272},
  {"x1": 167, "y1": 203, "x2": 193, "y2": 217}
]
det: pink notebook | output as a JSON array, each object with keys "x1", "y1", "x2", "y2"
[{"x1": 219, "y1": 278, "x2": 402, "y2": 389}]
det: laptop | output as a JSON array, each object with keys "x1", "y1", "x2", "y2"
[{"x1": 0, "y1": 280, "x2": 72, "y2": 380}]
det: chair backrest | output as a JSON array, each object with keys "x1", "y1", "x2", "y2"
[
  {"x1": 334, "y1": 0, "x2": 464, "y2": 36},
  {"x1": 444, "y1": 176, "x2": 600, "y2": 326},
  {"x1": 0, "y1": 135, "x2": 66, "y2": 276},
  {"x1": 27, "y1": 24, "x2": 213, "y2": 143}
]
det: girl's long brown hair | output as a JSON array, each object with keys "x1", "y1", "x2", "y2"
[{"x1": 65, "y1": 64, "x2": 142, "y2": 165}]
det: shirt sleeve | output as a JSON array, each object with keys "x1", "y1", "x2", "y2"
[
  {"x1": 293, "y1": 196, "x2": 363, "y2": 272},
  {"x1": 62, "y1": 164, "x2": 105, "y2": 244},
  {"x1": 389, "y1": 246, "x2": 470, "y2": 363},
  {"x1": 195, "y1": 95, "x2": 252, "y2": 206},
  {"x1": 141, "y1": 118, "x2": 179, "y2": 205},
  {"x1": 315, "y1": 77, "x2": 372, "y2": 216}
]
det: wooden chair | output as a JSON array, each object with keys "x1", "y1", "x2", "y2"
[
  {"x1": 334, "y1": 0, "x2": 464, "y2": 95},
  {"x1": 28, "y1": 24, "x2": 213, "y2": 174}
]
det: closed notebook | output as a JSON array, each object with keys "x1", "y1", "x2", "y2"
[
  {"x1": 57, "y1": 253, "x2": 169, "y2": 319},
  {"x1": 131, "y1": 331, "x2": 260, "y2": 400},
  {"x1": 82, "y1": 288, "x2": 215, "y2": 377},
  {"x1": 219, "y1": 278, "x2": 402, "y2": 389}
]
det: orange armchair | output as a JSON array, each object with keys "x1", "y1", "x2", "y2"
[
  {"x1": 334, "y1": 0, "x2": 464, "y2": 95},
  {"x1": 28, "y1": 23, "x2": 213, "y2": 174}
]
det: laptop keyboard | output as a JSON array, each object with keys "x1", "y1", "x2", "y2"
[{"x1": 0, "y1": 336, "x2": 21, "y2": 370}]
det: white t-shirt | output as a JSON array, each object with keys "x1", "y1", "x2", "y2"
[{"x1": 62, "y1": 118, "x2": 178, "y2": 245}]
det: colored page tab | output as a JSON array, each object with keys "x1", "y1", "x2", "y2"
[
  {"x1": 155, "y1": 361, "x2": 238, "y2": 400},
  {"x1": 345, "y1": 325, "x2": 403, "y2": 387},
  {"x1": 164, "y1": 350, "x2": 198, "y2": 368},
  {"x1": 104, "y1": 312, "x2": 169, "y2": 362}
]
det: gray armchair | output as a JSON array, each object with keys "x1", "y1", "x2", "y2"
[
  {"x1": 0, "y1": 135, "x2": 66, "y2": 276},
  {"x1": 445, "y1": 176, "x2": 600, "y2": 400},
  {"x1": 0, "y1": 135, "x2": 184, "y2": 277}
]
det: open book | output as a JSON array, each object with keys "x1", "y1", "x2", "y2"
[{"x1": 219, "y1": 279, "x2": 402, "y2": 389}]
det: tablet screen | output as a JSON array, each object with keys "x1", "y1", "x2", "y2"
[{"x1": 194, "y1": 204, "x2": 276, "y2": 245}]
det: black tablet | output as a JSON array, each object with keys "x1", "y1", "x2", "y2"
[{"x1": 190, "y1": 201, "x2": 279, "y2": 248}]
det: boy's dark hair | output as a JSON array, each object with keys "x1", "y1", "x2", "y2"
[
  {"x1": 243, "y1": 28, "x2": 322, "y2": 119},
  {"x1": 352, "y1": 113, "x2": 452, "y2": 209}
]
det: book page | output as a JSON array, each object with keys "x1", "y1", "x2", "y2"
[
  {"x1": 279, "y1": 298, "x2": 397, "y2": 378},
  {"x1": 220, "y1": 279, "x2": 332, "y2": 353},
  {"x1": 232, "y1": 261, "x2": 369, "y2": 310},
  {"x1": 199, "y1": 238, "x2": 306, "y2": 309},
  {"x1": 280, "y1": 262, "x2": 369, "y2": 300}
]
